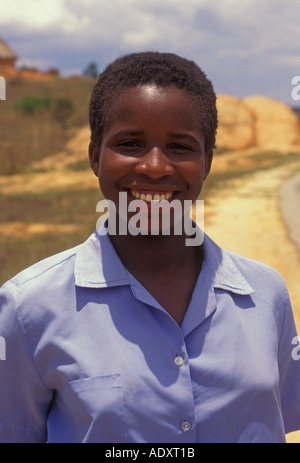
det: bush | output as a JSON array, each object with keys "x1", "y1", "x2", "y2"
[
  {"x1": 15, "y1": 95, "x2": 51, "y2": 115},
  {"x1": 52, "y1": 97, "x2": 74, "y2": 129}
]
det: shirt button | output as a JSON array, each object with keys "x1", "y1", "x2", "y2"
[
  {"x1": 174, "y1": 355, "x2": 184, "y2": 367},
  {"x1": 181, "y1": 421, "x2": 191, "y2": 432}
]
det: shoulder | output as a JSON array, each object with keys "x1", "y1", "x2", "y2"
[
  {"x1": 9, "y1": 245, "x2": 80, "y2": 289},
  {"x1": 203, "y1": 233, "x2": 289, "y2": 302},
  {"x1": 0, "y1": 244, "x2": 81, "y2": 317},
  {"x1": 0, "y1": 244, "x2": 86, "y2": 358},
  {"x1": 227, "y1": 249, "x2": 286, "y2": 285},
  {"x1": 226, "y1": 249, "x2": 289, "y2": 303}
]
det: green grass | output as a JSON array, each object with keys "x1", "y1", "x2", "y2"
[
  {"x1": 0, "y1": 188, "x2": 104, "y2": 284},
  {"x1": 0, "y1": 76, "x2": 95, "y2": 175},
  {"x1": 0, "y1": 232, "x2": 85, "y2": 285},
  {"x1": 64, "y1": 159, "x2": 91, "y2": 171},
  {"x1": 0, "y1": 188, "x2": 102, "y2": 224}
]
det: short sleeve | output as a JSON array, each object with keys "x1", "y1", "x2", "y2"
[
  {"x1": 278, "y1": 288, "x2": 300, "y2": 434},
  {"x1": 0, "y1": 281, "x2": 52, "y2": 442}
]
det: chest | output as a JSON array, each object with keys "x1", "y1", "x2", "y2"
[
  {"x1": 132, "y1": 264, "x2": 201, "y2": 325},
  {"x1": 44, "y1": 289, "x2": 281, "y2": 442}
]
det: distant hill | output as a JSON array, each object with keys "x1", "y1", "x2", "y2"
[
  {"x1": 216, "y1": 94, "x2": 300, "y2": 151},
  {"x1": 292, "y1": 107, "x2": 300, "y2": 119}
]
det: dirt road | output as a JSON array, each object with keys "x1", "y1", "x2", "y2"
[{"x1": 205, "y1": 155, "x2": 300, "y2": 443}]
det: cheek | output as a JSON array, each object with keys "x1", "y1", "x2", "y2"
[
  {"x1": 98, "y1": 152, "x2": 115, "y2": 196},
  {"x1": 99, "y1": 152, "x2": 121, "y2": 178},
  {"x1": 179, "y1": 160, "x2": 207, "y2": 203},
  {"x1": 98, "y1": 151, "x2": 132, "y2": 195},
  {"x1": 181, "y1": 159, "x2": 206, "y2": 187}
]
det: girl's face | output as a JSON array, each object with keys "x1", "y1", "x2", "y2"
[{"x1": 89, "y1": 84, "x2": 212, "y2": 231}]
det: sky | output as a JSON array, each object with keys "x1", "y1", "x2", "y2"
[{"x1": 0, "y1": 0, "x2": 299, "y2": 105}]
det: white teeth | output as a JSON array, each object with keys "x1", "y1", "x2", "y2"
[{"x1": 131, "y1": 190, "x2": 173, "y2": 202}]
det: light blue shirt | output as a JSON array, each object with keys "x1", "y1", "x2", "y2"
[{"x1": 0, "y1": 224, "x2": 300, "y2": 443}]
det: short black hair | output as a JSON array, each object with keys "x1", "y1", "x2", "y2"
[{"x1": 89, "y1": 51, "x2": 218, "y2": 152}]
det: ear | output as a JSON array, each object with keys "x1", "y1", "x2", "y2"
[
  {"x1": 204, "y1": 149, "x2": 213, "y2": 181},
  {"x1": 89, "y1": 141, "x2": 100, "y2": 177}
]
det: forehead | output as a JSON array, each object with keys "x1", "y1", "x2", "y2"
[{"x1": 104, "y1": 84, "x2": 201, "y2": 131}]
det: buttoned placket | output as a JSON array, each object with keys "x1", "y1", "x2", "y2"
[
  {"x1": 172, "y1": 347, "x2": 196, "y2": 438},
  {"x1": 127, "y1": 274, "x2": 197, "y2": 440}
]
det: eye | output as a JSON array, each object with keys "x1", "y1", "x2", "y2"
[
  {"x1": 169, "y1": 143, "x2": 192, "y2": 152},
  {"x1": 118, "y1": 140, "x2": 141, "y2": 148}
]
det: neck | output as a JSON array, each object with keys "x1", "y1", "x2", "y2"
[{"x1": 109, "y1": 231, "x2": 203, "y2": 277}]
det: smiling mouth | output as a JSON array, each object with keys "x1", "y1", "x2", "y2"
[{"x1": 130, "y1": 189, "x2": 174, "y2": 202}]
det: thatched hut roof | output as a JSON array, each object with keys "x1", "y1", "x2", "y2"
[{"x1": 0, "y1": 37, "x2": 17, "y2": 60}]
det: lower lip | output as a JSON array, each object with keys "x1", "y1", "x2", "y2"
[
  {"x1": 129, "y1": 190, "x2": 175, "y2": 202},
  {"x1": 133, "y1": 193, "x2": 181, "y2": 218}
]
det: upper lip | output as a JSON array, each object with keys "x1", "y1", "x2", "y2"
[{"x1": 123, "y1": 184, "x2": 180, "y2": 192}]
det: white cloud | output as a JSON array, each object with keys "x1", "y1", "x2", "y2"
[
  {"x1": 272, "y1": 54, "x2": 300, "y2": 67},
  {"x1": 0, "y1": 0, "x2": 67, "y2": 28},
  {"x1": 0, "y1": 0, "x2": 299, "y2": 102}
]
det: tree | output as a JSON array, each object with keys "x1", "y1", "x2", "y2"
[
  {"x1": 15, "y1": 96, "x2": 50, "y2": 115},
  {"x1": 14, "y1": 96, "x2": 51, "y2": 160},
  {"x1": 52, "y1": 97, "x2": 74, "y2": 129},
  {"x1": 83, "y1": 62, "x2": 99, "y2": 79}
]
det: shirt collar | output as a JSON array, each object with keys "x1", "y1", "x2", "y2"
[
  {"x1": 74, "y1": 226, "x2": 129, "y2": 288},
  {"x1": 74, "y1": 222, "x2": 254, "y2": 295},
  {"x1": 203, "y1": 233, "x2": 255, "y2": 295}
]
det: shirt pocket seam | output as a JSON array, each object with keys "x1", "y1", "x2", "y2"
[{"x1": 60, "y1": 374, "x2": 127, "y2": 443}]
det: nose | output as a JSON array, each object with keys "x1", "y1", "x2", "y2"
[{"x1": 135, "y1": 147, "x2": 174, "y2": 179}]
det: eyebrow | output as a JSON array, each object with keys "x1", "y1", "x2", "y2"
[
  {"x1": 169, "y1": 132, "x2": 199, "y2": 144},
  {"x1": 111, "y1": 130, "x2": 144, "y2": 138},
  {"x1": 110, "y1": 130, "x2": 200, "y2": 145}
]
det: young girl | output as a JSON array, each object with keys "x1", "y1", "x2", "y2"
[{"x1": 0, "y1": 52, "x2": 300, "y2": 443}]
